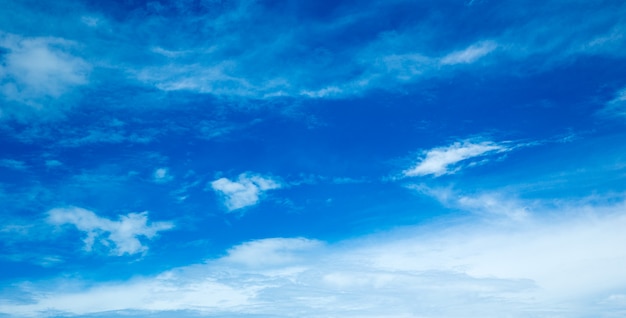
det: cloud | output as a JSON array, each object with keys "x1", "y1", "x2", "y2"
[
  {"x1": 602, "y1": 86, "x2": 626, "y2": 117},
  {"x1": 2, "y1": 116, "x2": 159, "y2": 146},
  {"x1": 210, "y1": 173, "x2": 282, "y2": 211},
  {"x1": 4, "y1": 197, "x2": 626, "y2": 317},
  {"x1": 0, "y1": 158, "x2": 27, "y2": 170},
  {"x1": 44, "y1": 159, "x2": 62, "y2": 168},
  {"x1": 411, "y1": 185, "x2": 531, "y2": 221},
  {"x1": 137, "y1": 37, "x2": 499, "y2": 99},
  {"x1": 0, "y1": 33, "x2": 90, "y2": 109},
  {"x1": 439, "y1": 41, "x2": 498, "y2": 65},
  {"x1": 499, "y1": 2, "x2": 626, "y2": 61},
  {"x1": 58, "y1": 127, "x2": 156, "y2": 146},
  {"x1": 153, "y1": 168, "x2": 173, "y2": 183},
  {"x1": 1, "y1": 0, "x2": 623, "y2": 112},
  {"x1": 403, "y1": 139, "x2": 507, "y2": 177},
  {"x1": 47, "y1": 207, "x2": 173, "y2": 256},
  {"x1": 220, "y1": 237, "x2": 323, "y2": 268},
  {"x1": 130, "y1": 1, "x2": 625, "y2": 99}
]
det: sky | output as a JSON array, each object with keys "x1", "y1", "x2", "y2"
[{"x1": 1, "y1": 0, "x2": 626, "y2": 317}]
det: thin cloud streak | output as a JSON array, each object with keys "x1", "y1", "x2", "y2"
[
  {"x1": 439, "y1": 41, "x2": 498, "y2": 65},
  {"x1": 411, "y1": 185, "x2": 532, "y2": 221},
  {"x1": 601, "y1": 86, "x2": 626, "y2": 118},
  {"x1": 403, "y1": 140, "x2": 507, "y2": 177}
]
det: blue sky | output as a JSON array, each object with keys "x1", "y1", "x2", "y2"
[{"x1": 1, "y1": 0, "x2": 626, "y2": 316}]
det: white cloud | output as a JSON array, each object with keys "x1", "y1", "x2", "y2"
[
  {"x1": 47, "y1": 207, "x2": 173, "y2": 256},
  {"x1": 0, "y1": 33, "x2": 90, "y2": 107},
  {"x1": 195, "y1": 3, "x2": 625, "y2": 98},
  {"x1": 2, "y1": 1, "x2": 623, "y2": 107},
  {"x1": 0, "y1": 158, "x2": 27, "y2": 170},
  {"x1": 220, "y1": 237, "x2": 323, "y2": 268},
  {"x1": 602, "y1": 86, "x2": 626, "y2": 117},
  {"x1": 439, "y1": 41, "x2": 498, "y2": 65},
  {"x1": 153, "y1": 167, "x2": 173, "y2": 183},
  {"x1": 351, "y1": 39, "x2": 499, "y2": 88},
  {"x1": 456, "y1": 193, "x2": 530, "y2": 221},
  {"x1": 0, "y1": 276, "x2": 255, "y2": 317},
  {"x1": 403, "y1": 140, "x2": 507, "y2": 177},
  {"x1": 196, "y1": 119, "x2": 262, "y2": 140},
  {"x1": 412, "y1": 185, "x2": 531, "y2": 221},
  {"x1": 5, "y1": 198, "x2": 626, "y2": 317},
  {"x1": 127, "y1": 2, "x2": 509, "y2": 100},
  {"x1": 370, "y1": 52, "x2": 432, "y2": 81},
  {"x1": 137, "y1": 62, "x2": 259, "y2": 98},
  {"x1": 211, "y1": 173, "x2": 282, "y2": 211},
  {"x1": 0, "y1": 0, "x2": 608, "y2": 107},
  {"x1": 80, "y1": 16, "x2": 101, "y2": 28},
  {"x1": 44, "y1": 159, "x2": 62, "y2": 168},
  {"x1": 299, "y1": 86, "x2": 343, "y2": 98}
]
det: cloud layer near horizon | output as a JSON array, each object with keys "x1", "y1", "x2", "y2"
[{"x1": 4, "y1": 195, "x2": 626, "y2": 317}]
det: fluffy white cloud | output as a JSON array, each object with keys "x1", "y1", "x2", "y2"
[
  {"x1": 5, "y1": 197, "x2": 626, "y2": 317},
  {"x1": 211, "y1": 173, "x2": 282, "y2": 211},
  {"x1": 47, "y1": 207, "x2": 173, "y2": 256},
  {"x1": 404, "y1": 140, "x2": 507, "y2": 177},
  {"x1": 0, "y1": 33, "x2": 90, "y2": 107}
]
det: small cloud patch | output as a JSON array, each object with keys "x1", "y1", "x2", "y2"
[
  {"x1": 153, "y1": 167, "x2": 173, "y2": 183},
  {"x1": 404, "y1": 139, "x2": 507, "y2": 177},
  {"x1": 47, "y1": 207, "x2": 173, "y2": 256},
  {"x1": 210, "y1": 173, "x2": 282, "y2": 211}
]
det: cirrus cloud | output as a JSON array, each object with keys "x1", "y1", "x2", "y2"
[{"x1": 403, "y1": 139, "x2": 508, "y2": 177}]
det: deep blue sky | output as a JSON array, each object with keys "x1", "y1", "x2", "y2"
[{"x1": 1, "y1": 0, "x2": 626, "y2": 317}]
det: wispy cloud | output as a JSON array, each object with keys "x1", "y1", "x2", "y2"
[
  {"x1": 99, "y1": 1, "x2": 622, "y2": 101},
  {"x1": 47, "y1": 207, "x2": 173, "y2": 256},
  {"x1": 0, "y1": 158, "x2": 27, "y2": 170},
  {"x1": 220, "y1": 237, "x2": 323, "y2": 268},
  {"x1": 0, "y1": 33, "x2": 90, "y2": 110},
  {"x1": 153, "y1": 167, "x2": 173, "y2": 183},
  {"x1": 412, "y1": 185, "x2": 531, "y2": 221},
  {"x1": 439, "y1": 41, "x2": 498, "y2": 65},
  {"x1": 5, "y1": 197, "x2": 626, "y2": 317},
  {"x1": 210, "y1": 173, "x2": 282, "y2": 211},
  {"x1": 601, "y1": 86, "x2": 626, "y2": 117},
  {"x1": 44, "y1": 159, "x2": 62, "y2": 168},
  {"x1": 403, "y1": 139, "x2": 508, "y2": 177},
  {"x1": 0, "y1": 0, "x2": 623, "y2": 117}
]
